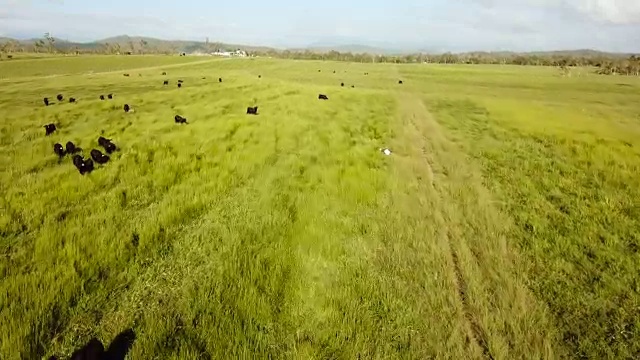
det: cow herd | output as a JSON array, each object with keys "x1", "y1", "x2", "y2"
[
  {"x1": 50, "y1": 135, "x2": 116, "y2": 175},
  {"x1": 43, "y1": 93, "x2": 78, "y2": 106},
  {"x1": 41, "y1": 69, "x2": 404, "y2": 176}
]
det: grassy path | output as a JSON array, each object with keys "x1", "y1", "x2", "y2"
[{"x1": 391, "y1": 92, "x2": 557, "y2": 358}]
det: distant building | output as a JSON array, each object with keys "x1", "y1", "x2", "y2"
[{"x1": 212, "y1": 49, "x2": 247, "y2": 57}]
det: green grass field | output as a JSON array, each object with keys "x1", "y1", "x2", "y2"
[{"x1": 1, "y1": 55, "x2": 639, "y2": 359}]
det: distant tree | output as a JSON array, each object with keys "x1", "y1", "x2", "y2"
[
  {"x1": 0, "y1": 42, "x2": 7, "y2": 59},
  {"x1": 44, "y1": 32, "x2": 55, "y2": 53},
  {"x1": 139, "y1": 39, "x2": 148, "y2": 54},
  {"x1": 34, "y1": 39, "x2": 45, "y2": 53}
]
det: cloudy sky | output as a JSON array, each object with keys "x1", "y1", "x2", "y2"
[{"x1": 0, "y1": 0, "x2": 639, "y2": 52}]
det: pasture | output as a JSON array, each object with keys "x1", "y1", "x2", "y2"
[{"x1": 0, "y1": 55, "x2": 639, "y2": 359}]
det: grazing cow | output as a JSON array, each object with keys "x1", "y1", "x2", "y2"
[
  {"x1": 258, "y1": 75, "x2": 261, "y2": 78},
  {"x1": 318, "y1": 94, "x2": 329, "y2": 100},
  {"x1": 69, "y1": 338, "x2": 104, "y2": 360},
  {"x1": 72, "y1": 155, "x2": 84, "y2": 172},
  {"x1": 124, "y1": 73, "x2": 130, "y2": 77},
  {"x1": 123, "y1": 104, "x2": 130, "y2": 113},
  {"x1": 84, "y1": 158, "x2": 94, "y2": 173},
  {"x1": 69, "y1": 97, "x2": 76, "y2": 103},
  {"x1": 162, "y1": 72, "x2": 167, "y2": 75},
  {"x1": 219, "y1": 78, "x2": 223, "y2": 83},
  {"x1": 333, "y1": 70, "x2": 336, "y2": 73},
  {"x1": 318, "y1": 70, "x2": 321, "y2": 72},
  {"x1": 351, "y1": 85, "x2": 355, "y2": 88},
  {"x1": 341, "y1": 83, "x2": 344, "y2": 87},
  {"x1": 98, "y1": 136, "x2": 117, "y2": 154},
  {"x1": 246, "y1": 106, "x2": 258, "y2": 115},
  {"x1": 72, "y1": 155, "x2": 93, "y2": 175},
  {"x1": 177, "y1": 80, "x2": 184, "y2": 83},
  {"x1": 108, "y1": 94, "x2": 113, "y2": 99},
  {"x1": 398, "y1": 80, "x2": 403, "y2": 84},
  {"x1": 44, "y1": 124, "x2": 57, "y2": 136},
  {"x1": 66, "y1": 141, "x2": 80, "y2": 154},
  {"x1": 175, "y1": 115, "x2": 187, "y2": 124},
  {"x1": 91, "y1": 149, "x2": 110, "y2": 164},
  {"x1": 177, "y1": 83, "x2": 182, "y2": 88},
  {"x1": 202, "y1": 77, "x2": 206, "y2": 79},
  {"x1": 163, "y1": 80, "x2": 169, "y2": 85},
  {"x1": 57, "y1": 94, "x2": 63, "y2": 101},
  {"x1": 53, "y1": 143, "x2": 65, "y2": 157},
  {"x1": 53, "y1": 329, "x2": 136, "y2": 360},
  {"x1": 364, "y1": 72, "x2": 368, "y2": 75},
  {"x1": 43, "y1": 97, "x2": 49, "y2": 106},
  {"x1": 100, "y1": 95, "x2": 105, "y2": 100}
]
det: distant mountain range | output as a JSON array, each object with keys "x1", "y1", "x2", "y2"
[
  {"x1": 0, "y1": 35, "x2": 631, "y2": 57},
  {"x1": 0, "y1": 35, "x2": 276, "y2": 53}
]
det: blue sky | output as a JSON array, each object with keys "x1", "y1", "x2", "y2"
[{"x1": 1, "y1": 0, "x2": 639, "y2": 52}]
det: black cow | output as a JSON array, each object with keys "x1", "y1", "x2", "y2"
[
  {"x1": 69, "y1": 97, "x2": 76, "y2": 103},
  {"x1": 66, "y1": 141, "x2": 80, "y2": 154},
  {"x1": 100, "y1": 95, "x2": 105, "y2": 100},
  {"x1": 53, "y1": 143, "x2": 65, "y2": 157},
  {"x1": 258, "y1": 75, "x2": 261, "y2": 78},
  {"x1": 341, "y1": 83, "x2": 344, "y2": 87},
  {"x1": 177, "y1": 83, "x2": 182, "y2": 88},
  {"x1": 174, "y1": 115, "x2": 187, "y2": 124},
  {"x1": 364, "y1": 72, "x2": 368, "y2": 75},
  {"x1": 50, "y1": 329, "x2": 135, "y2": 360},
  {"x1": 56, "y1": 94, "x2": 63, "y2": 101},
  {"x1": 43, "y1": 97, "x2": 49, "y2": 106},
  {"x1": 123, "y1": 73, "x2": 130, "y2": 77},
  {"x1": 44, "y1": 124, "x2": 57, "y2": 136},
  {"x1": 108, "y1": 94, "x2": 113, "y2": 99},
  {"x1": 91, "y1": 149, "x2": 110, "y2": 164},
  {"x1": 72, "y1": 155, "x2": 84, "y2": 172},
  {"x1": 333, "y1": 70, "x2": 336, "y2": 73},
  {"x1": 72, "y1": 155, "x2": 94, "y2": 175},
  {"x1": 84, "y1": 158, "x2": 94, "y2": 173},
  {"x1": 246, "y1": 106, "x2": 258, "y2": 115},
  {"x1": 318, "y1": 70, "x2": 321, "y2": 72},
  {"x1": 351, "y1": 85, "x2": 355, "y2": 88},
  {"x1": 219, "y1": 78, "x2": 223, "y2": 83},
  {"x1": 318, "y1": 94, "x2": 329, "y2": 100},
  {"x1": 163, "y1": 80, "x2": 169, "y2": 85},
  {"x1": 70, "y1": 338, "x2": 103, "y2": 360},
  {"x1": 398, "y1": 80, "x2": 403, "y2": 84},
  {"x1": 177, "y1": 80, "x2": 184, "y2": 83},
  {"x1": 123, "y1": 104, "x2": 130, "y2": 113},
  {"x1": 98, "y1": 136, "x2": 117, "y2": 154},
  {"x1": 162, "y1": 72, "x2": 167, "y2": 75}
]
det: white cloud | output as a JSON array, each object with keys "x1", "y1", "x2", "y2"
[
  {"x1": 573, "y1": 0, "x2": 640, "y2": 24},
  {"x1": 475, "y1": 0, "x2": 640, "y2": 24}
]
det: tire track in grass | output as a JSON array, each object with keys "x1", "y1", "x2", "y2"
[
  {"x1": 395, "y1": 91, "x2": 558, "y2": 359},
  {"x1": 406, "y1": 95, "x2": 494, "y2": 358},
  {"x1": 403, "y1": 102, "x2": 492, "y2": 358},
  {"x1": 449, "y1": 245, "x2": 493, "y2": 359}
]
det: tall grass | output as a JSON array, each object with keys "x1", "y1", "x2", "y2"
[{"x1": 0, "y1": 57, "x2": 638, "y2": 359}]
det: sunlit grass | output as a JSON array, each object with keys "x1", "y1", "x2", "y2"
[{"x1": 0, "y1": 56, "x2": 638, "y2": 359}]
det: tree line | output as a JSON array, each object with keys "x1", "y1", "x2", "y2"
[
  {"x1": 256, "y1": 50, "x2": 640, "y2": 76},
  {"x1": 1, "y1": 34, "x2": 638, "y2": 76}
]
